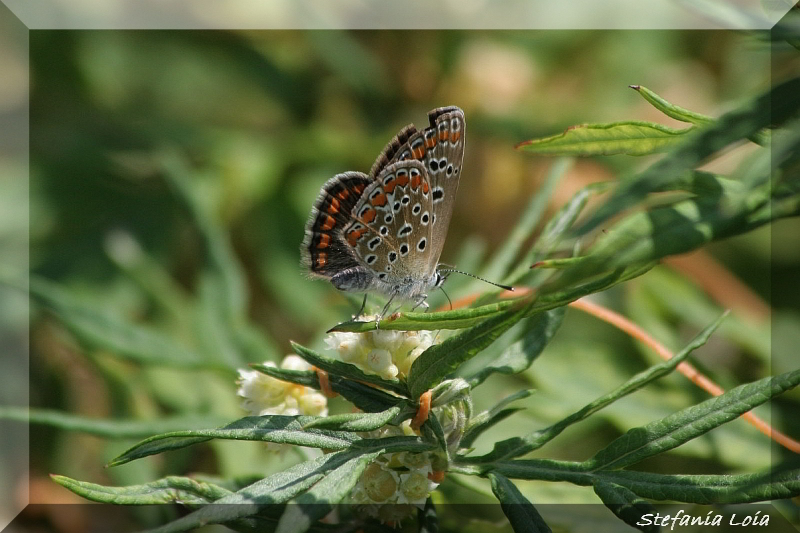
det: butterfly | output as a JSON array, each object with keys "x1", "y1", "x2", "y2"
[{"x1": 302, "y1": 106, "x2": 466, "y2": 318}]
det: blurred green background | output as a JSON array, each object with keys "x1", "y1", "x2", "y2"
[{"x1": 7, "y1": 28, "x2": 799, "y2": 530}]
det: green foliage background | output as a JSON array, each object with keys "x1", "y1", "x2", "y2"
[{"x1": 2, "y1": 26, "x2": 798, "y2": 531}]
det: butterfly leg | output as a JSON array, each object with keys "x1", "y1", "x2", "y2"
[
  {"x1": 377, "y1": 292, "x2": 398, "y2": 329},
  {"x1": 354, "y1": 294, "x2": 368, "y2": 318},
  {"x1": 411, "y1": 294, "x2": 429, "y2": 312}
]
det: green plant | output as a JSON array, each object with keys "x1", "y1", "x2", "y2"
[{"x1": 8, "y1": 74, "x2": 800, "y2": 532}]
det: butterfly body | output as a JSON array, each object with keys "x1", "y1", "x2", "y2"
[{"x1": 302, "y1": 106, "x2": 465, "y2": 309}]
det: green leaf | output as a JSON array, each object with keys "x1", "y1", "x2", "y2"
[
  {"x1": 467, "y1": 308, "x2": 566, "y2": 388},
  {"x1": 28, "y1": 277, "x2": 219, "y2": 371},
  {"x1": 516, "y1": 121, "x2": 691, "y2": 156},
  {"x1": 142, "y1": 452, "x2": 354, "y2": 533},
  {"x1": 587, "y1": 369, "x2": 800, "y2": 471},
  {"x1": 290, "y1": 341, "x2": 408, "y2": 396},
  {"x1": 408, "y1": 303, "x2": 531, "y2": 398},
  {"x1": 109, "y1": 416, "x2": 362, "y2": 466},
  {"x1": 592, "y1": 480, "x2": 658, "y2": 533},
  {"x1": 596, "y1": 468, "x2": 800, "y2": 504},
  {"x1": 276, "y1": 451, "x2": 383, "y2": 533},
  {"x1": 302, "y1": 405, "x2": 412, "y2": 432},
  {"x1": 503, "y1": 181, "x2": 609, "y2": 289},
  {"x1": 461, "y1": 407, "x2": 524, "y2": 450},
  {"x1": 576, "y1": 76, "x2": 800, "y2": 235},
  {"x1": 251, "y1": 364, "x2": 402, "y2": 413},
  {"x1": 0, "y1": 406, "x2": 230, "y2": 439},
  {"x1": 328, "y1": 298, "x2": 521, "y2": 333},
  {"x1": 51, "y1": 474, "x2": 232, "y2": 506},
  {"x1": 488, "y1": 472, "x2": 552, "y2": 533},
  {"x1": 471, "y1": 312, "x2": 727, "y2": 462},
  {"x1": 630, "y1": 85, "x2": 714, "y2": 126},
  {"x1": 488, "y1": 461, "x2": 800, "y2": 504}
]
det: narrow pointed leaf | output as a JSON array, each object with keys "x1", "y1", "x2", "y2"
[
  {"x1": 516, "y1": 121, "x2": 690, "y2": 157},
  {"x1": 488, "y1": 472, "x2": 552, "y2": 533},
  {"x1": 109, "y1": 416, "x2": 362, "y2": 466},
  {"x1": 472, "y1": 312, "x2": 727, "y2": 462},
  {"x1": 489, "y1": 461, "x2": 800, "y2": 504},
  {"x1": 587, "y1": 369, "x2": 800, "y2": 470},
  {"x1": 576, "y1": 76, "x2": 800, "y2": 235},
  {"x1": 409, "y1": 304, "x2": 530, "y2": 398},
  {"x1": 253, "y1": 364, "x2": 402, "y2": 413},
  {"x1": 51, "y1": 474, "x2": 232, "y2": 506},
  {"x1": 1, "y1": 407, "x2": 229, "y2": 439},
  {"x1": 276, "y1": 451, "x2": 383, "y2": 533},
  {"x1": 302, "y1": 405, "x2": 412, "y2": 432},
  {"x1": 143, "y1": 452, "x2": 353, "y2": 533},
  {"x1": 593, "y1": 480, "x2": 658, "y2": 532},
  {"x1": 290, "y1": 341, "x2": 408, "y2": 396},
  {"x1": 329, "y1": 298, "x2": 521, "y2": 333},
  {"x1": 467, "y1": 308, "x2": 566, "y2": 388},
  {"x1": 630, "y1": 85, "x2": 714, "y2": 125}
]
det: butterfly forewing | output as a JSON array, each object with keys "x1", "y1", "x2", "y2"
[{"x1": 372, "y1": 107, "x2": 465, "y2": 272}]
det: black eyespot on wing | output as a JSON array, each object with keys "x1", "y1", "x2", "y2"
[
  {"x1": 366, "y1": 254, "x2": 377, "y2": 265},
  {"x1": 418, "y1": 238, "x2": 426, "y2": 251},
  {"x1": 388, "y1": 251, "x2": 397, "y2": 263},
  {"x1": 399, "y1": 244, "x2": 409, "y2": 256},
  {"x1": 432, "y1": 188, "x2": 444, "y2": 201}
]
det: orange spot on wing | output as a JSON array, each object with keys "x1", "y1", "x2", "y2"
[
  {"x1": 451, "y1": 130, "x2": 461, "y2": 142},
  {"x1": 346, "y1": 227, "x2": 367, "y2": 247},
  {"x1": 354, "y1": 183, "x2": 365, "y2": 194},
  {"x1": 315, "y1": 252, "x2": 328, "y2": 267},
  {"x1": 362, "y1": 208, "x2": 376, "y2": 223},
  {"x1": 317, "y1": 233, "x2": 330, "y2": 249},
  {"x1": 395, "y1": 173, "x2": 409, "y2": 187},
  {"x1": 412, "y1": 146, "x2": 425, "y2": 159},
  {"x1": 410, "y1": 174, "x2": 421, "y2": 190},
  {"x1": 320, "y1": 215, "x2": 336, "y2": 231},
  {"x1": 384, "y1": 180, "x2": 396, "y2": 194},
  {"x1": 422, "y1": 180, "x2": 430, "y2": 194},
  {"x1": 327, "y1": 197, "x2": 340, "y2": 214},
  {"x1": 424, "y1": 136, "x2": 437, "y2": 149},
  {"x1": 438, "y1": 129, "x2": 450, "y2": 142},
  {"x1": 336, "y1": 189, "x2": 350, "y2": 200},
  {"x1": 371, "y1": 193, "x2": 387, "y2": 207}
]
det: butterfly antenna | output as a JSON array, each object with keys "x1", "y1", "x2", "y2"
[{"x1": 438, "y1": 268, "x2": 514, "y2": 292}]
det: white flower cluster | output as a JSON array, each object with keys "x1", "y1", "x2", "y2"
[
  {"x1": 324, "y1": 316, "x2": 435, "y2": 380},
  {"x1": 236, "y1": 355, "x2": 328, "y2": 417},
  {"x1": 349, "y1": 421, "x2": 440, "y2": 522}
]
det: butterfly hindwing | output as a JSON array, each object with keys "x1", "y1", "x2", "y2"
[{"x1": 343, "y1": 160, "x2": 435, "y2": 284}]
